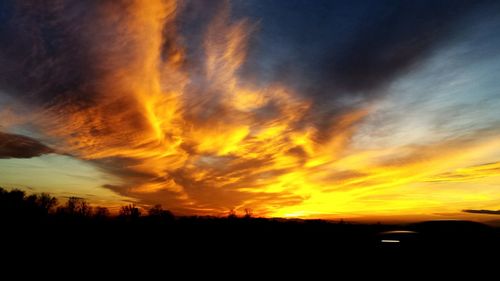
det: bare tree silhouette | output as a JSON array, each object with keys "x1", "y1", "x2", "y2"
[
  {"x1": 36, "y1": 193, "x2": 58, "y2": 215},
  {"x1": 93, "y1": 207, "x2": 110, "y2": 219},
  {"x1": 148, "y1": 204, "x2": 174, "y2": 222},
  {"x1": 57, "y1": 197, "x2": 92, "y2": 217},
  {"x1": 0, "y1": 188, "x2": 58, "y2": 222},
  {"x1": 244, "y1": 208, "x2": 253, "y2": 219},
  {"x1": 119, "y1": 204, "x2": 141, "y2": 219},
  {"x1": 227, "y1": 209, "x2": 237, "y2": 219}
]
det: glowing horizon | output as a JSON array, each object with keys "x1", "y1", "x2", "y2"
[{"x1": 1, "y1": 0, "x2": 500, "y2": 220}]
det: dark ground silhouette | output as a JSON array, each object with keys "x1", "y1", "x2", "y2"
[{"x1": 1, "y1": 187, "x2": 499, "y2": 269}]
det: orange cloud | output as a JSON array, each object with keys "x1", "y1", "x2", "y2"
[{"x1": 3, "y1": 0, "x2": 500, "y2": 219}]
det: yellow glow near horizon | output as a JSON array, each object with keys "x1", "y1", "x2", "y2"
[{"x1": 1, "y1": 0, "x2": 500, "y2": 220}]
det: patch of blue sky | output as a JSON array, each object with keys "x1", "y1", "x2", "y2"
[
  {"x1": 0, "y1": 154, "x2": 125, "y2": 202},
  {"x1": 353, "y1": 14, "x2": 500, "y2": 149}
]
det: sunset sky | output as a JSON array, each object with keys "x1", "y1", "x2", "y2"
[{"x1": 1, "y1": 0, "x2": 500, "y2": 220}]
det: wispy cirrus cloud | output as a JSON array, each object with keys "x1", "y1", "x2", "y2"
[{"x1": 425, "y1": 162, "x2": 500, "y2": 183}]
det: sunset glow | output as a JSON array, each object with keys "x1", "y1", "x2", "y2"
[{"x1": 1, "y1": 0, "x2": 500, "y2": 220}]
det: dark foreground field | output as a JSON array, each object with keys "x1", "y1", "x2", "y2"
[
  {"x1": 3, "y1": 216, "x2": 500, "y2": 266},
  {"x1": 2, "y1": 188, "x2": 499, "y2": 270}
]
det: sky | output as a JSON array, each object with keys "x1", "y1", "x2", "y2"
[{"x1": 1, "y1": 0, "x2": 500, "y2": 220}]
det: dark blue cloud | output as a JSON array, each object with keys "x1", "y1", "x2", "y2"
[
  {"x1": 2, "y1": 0, "x2": 499, "y2": 110},
  {"x1": 234, "y1": 0, "x2": 499, "y2": 101},
  {"x1": 0, "y1": 131, "x2": 53, "y2": 158},
  {"x1": 0, "y1": 1, "x2": 109, "y2": 108},
  {"x1": 463, "y1": 209, "x2": 500, "y2": 215}
]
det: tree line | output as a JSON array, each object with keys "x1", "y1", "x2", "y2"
[{"x1": 0, "y1": 187, "x2": 174, "y2": 222}]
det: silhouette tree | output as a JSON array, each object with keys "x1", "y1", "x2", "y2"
[
  {"x1": 0, "y1": 188, "x2": 26, "y2": 219},
  {"x1": 93, "y1": 207, "x2": 110, "y2": 219},
  {"x1": 5, "y1": 189, "x2": 25, "y2": 207},
  {"x1": 0, "y1": 188, "x2": 58, "y2": 222},
  {"x1": 36, "y1": 193, "x2": 58, "y2": 215},
  {"x1": 25, "y1": 193, "x2": 58, "y2": 219},
  {"x1": 148, "y1": 204, "x2": 174, "y2": 222},
  {"x1": 227, "y1": 209, "x2": 237, "y2": 219},
  {"x1": 244, "y1": 208, "x2": 253, "y2": 219},
  {"x1": 119, "y1": 204, "x2": 141, "y2": 219},
  {"x1": 57, "y1": 197, "x2": 92, "y2": 217}
]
